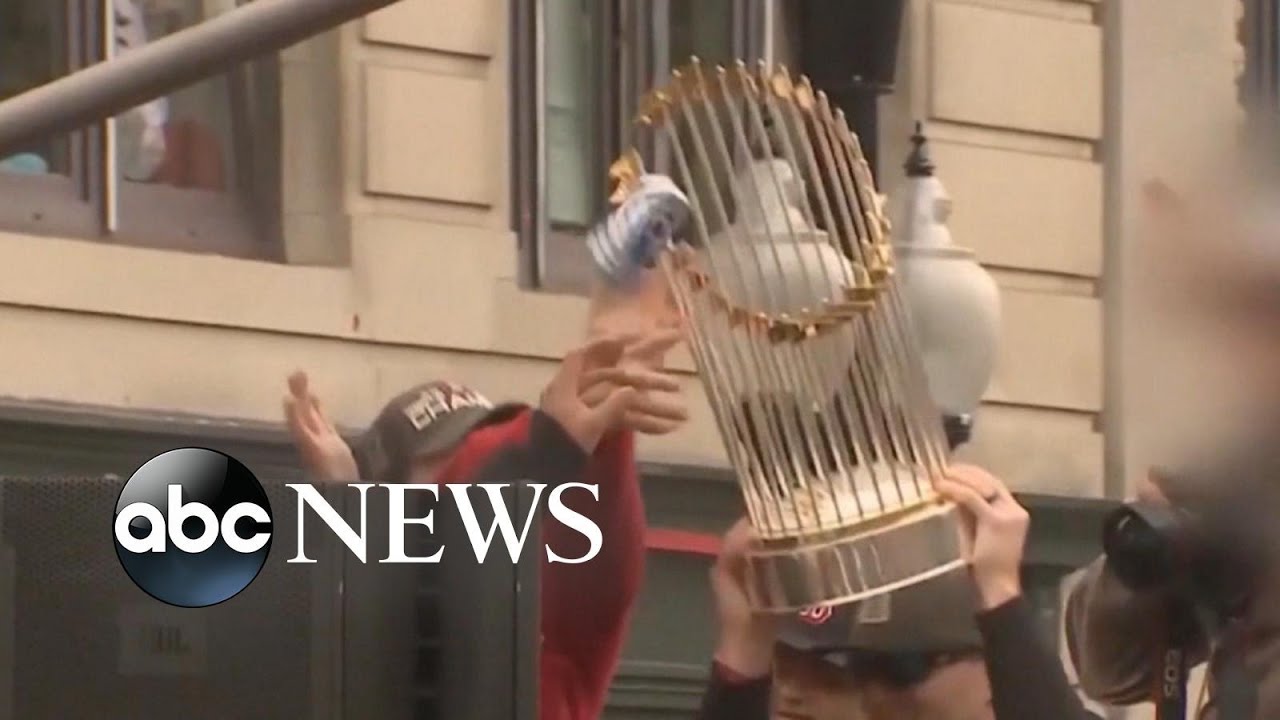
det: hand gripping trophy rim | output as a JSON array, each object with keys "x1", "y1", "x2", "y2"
[{"x1": 592, "y1": 59, "x2": 968, "y2": 614}]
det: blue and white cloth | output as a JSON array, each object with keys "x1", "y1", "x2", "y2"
[{"x1": 585, "y1": 174, "x2": 691, "y2": 289}]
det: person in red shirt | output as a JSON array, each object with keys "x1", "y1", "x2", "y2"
[{"x1": 284, "y1": 289, "x2": 686, "y2": 719}]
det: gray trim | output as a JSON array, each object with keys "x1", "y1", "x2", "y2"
[
  {"x1": 1243, "y1": 0, "x2": 1280, "y2": 105},
  {"x1": 731, "y1": 0, "x2": 750, "y2": 60},
  {"x1": 744, "y1": 0, "x2": 766, "y2": 64},
  {"x1": 524, "y1": 0, "x2": 619, "y2": 291},
  {"x1": 0, "y1": 397, "x2": 308, "y2": 485},
  {"x1": 511, "y1": 0, "x2": 540, "y2": 288},
  {"x1": 0, "y1": 396, "x2": 302, "y2": 447},
  {"x1": 606, "y1": 660, "x2": 708, "y2": 715},
  {"x1": 0, "y1": 540, "x2": 10, "y2": 720},
  {"x1": 1100, "y1": 0, "x2": 1126, "y2": 501}
]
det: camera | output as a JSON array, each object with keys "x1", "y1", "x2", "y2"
[{"x1": 1101, "y1": 467, "x2": 1272, "y2": 619}]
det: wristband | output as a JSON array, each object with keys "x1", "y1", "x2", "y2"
[{"x1": 712, "y1": 659, "x2": 768, "y2": 686}]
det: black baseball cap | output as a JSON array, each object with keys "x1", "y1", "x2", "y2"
[
  {"x1": 353, "y1": 381, "x2": 525, "y2": 483},
  {"x1": 777, "y1": 566, "x2": 983, "y2": 660}
]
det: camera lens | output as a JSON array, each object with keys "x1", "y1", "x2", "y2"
[{"x1": 1103, "y1": 504, "x2": 1179, "y2": 592}]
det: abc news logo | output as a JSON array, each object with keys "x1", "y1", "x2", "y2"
[{"x1": 113, "y1": 448, "x2": 601, "y2": 608}]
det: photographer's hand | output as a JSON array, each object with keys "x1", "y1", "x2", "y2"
[
  {"x1": 938, "y1": 465, "x2": 1030, "y2": 610},
  {"x1": 711, "y1": 518, "x2": 776, "y2": 679},
  {"x1": 1136, "y1": 471, "x2": 1171, "y2": 505}
]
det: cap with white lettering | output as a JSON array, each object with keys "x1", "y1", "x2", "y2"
[{"x1": 353, "y1": 381, "x2": 525, "y2": 483}]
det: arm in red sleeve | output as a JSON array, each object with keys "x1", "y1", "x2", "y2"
[
  {"x1": 433, "y1": 408, "x2": 640, "y2": 718},
  {"x1": 540, "y1": 428, "x2": 646, "y2": 715}
]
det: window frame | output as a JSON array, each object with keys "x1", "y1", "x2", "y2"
[
  {"x1": 0, "y1": 0, "x2": 282, "y2": 261},
  {"x1": 512, "y1": 0, "x2": 767, "y2": 294},
  {"x1": 0, "y1": 0, "x2": 98, "y2": 240},
  {"x1": 539, "y1": 0, "x2": 619, "y2": 293},
  {"x1": 1244, "y1": 0, "x2": 1278, "y2": 96}
]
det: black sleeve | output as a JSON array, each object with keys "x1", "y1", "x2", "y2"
[
  {"x1": 696, "y1": 665, "x2": 772, "y2": 720},
  {"x1": 977, "y1": 596, "x2": 1096, "y2": 720},
  {"x1": 523, "y1": 409, "x2": 590, "y2": 486}
]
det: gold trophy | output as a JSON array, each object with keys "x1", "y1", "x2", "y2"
[{"x1": 598, "y1": 59, "x2": 966, "y2": 613}]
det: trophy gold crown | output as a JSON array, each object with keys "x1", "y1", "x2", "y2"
[{"x1": 612, "y1": 59, "x2": 967, "y2": 613}]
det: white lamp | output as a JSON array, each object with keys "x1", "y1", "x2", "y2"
[
  {"x1": 891, "y1": 123, "x2": 1001, "y2": 425},
  {"x1": 706, "y1": 156, "x2": 857, "y2": 399}
]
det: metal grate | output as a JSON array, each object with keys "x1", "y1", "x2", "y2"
[
  {"x1": 0, "y1": 474, "x2": 330, "y2": 720},
  {"x1": 414, "y1": 524, "x2": 444, "y2": 719}
]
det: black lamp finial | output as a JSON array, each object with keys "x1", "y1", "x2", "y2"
[{"x1": 904, "y1": 121, "x2": 935, "y2": 178}]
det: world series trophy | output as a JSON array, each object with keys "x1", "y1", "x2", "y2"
[{"x1": 589, "y1": 59, "x2": 966, "y2": 612}]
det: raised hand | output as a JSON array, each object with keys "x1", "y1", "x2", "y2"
[
  {"x1": 711, "y1": 518, "x2": 776, "y2": 678},
  {"x1": 579, "y1": 328, "x2": 689, "y2": 436},
  {"x1": 540, "y1": 337, "x2": 640, "y2": 453},
  {"x1": 283, "y1": 371, "x2": 359, "y2": 483},
  {"x1": 1136, "y1": 469, "x2": 1172, "y2": 506}
]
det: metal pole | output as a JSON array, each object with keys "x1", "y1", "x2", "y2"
[{"x1": 0, "y1": 0, "x2": 402, "y2": 157}]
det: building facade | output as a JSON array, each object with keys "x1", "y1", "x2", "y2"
[{"x1": 0, "y1": 0, "x2": 1258, "y2": 717}]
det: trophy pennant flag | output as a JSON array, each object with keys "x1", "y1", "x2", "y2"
[{"x1": 590, "y1": 58, "x2": 966, "y2": 613}]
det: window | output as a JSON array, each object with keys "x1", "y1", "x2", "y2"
[
  {"x1": 514, "y1": 0, "x2": 765, "y2": 293},
  {"x1": 0, "y1": 0, "x2": 281, "y2": 259}
]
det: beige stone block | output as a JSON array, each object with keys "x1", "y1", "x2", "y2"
[
  {"x1": 953, "y1": 0, "x2": 1097, "y2": 23},
  {"x1": 347, "y1": 215, "x2": 700, "y2": 371},
  {"x1": 348, "y1": 214, "x2": 514, "y2": 350},
  {"x1": 0, "y1": 305, "x2": 724, "y2": 466},
  {"x1": 364, "y1": 0, "x2": 496, "y2": 57},
  {"x1": 953, "y1": 404, "x2": 1103, "y2": 497},
  {"x1": 280, "y1": 30, "x2": 325, "y2": 64},
  {"x1": 283, "y1": 212, "x2": 350, "y2": 268},
  {"x1": 930, "y1": 2, "x2": 1102, "y2": 139},
  {"x1": 929, "y1": 141, "x2": 1102, "y2": 277},
  {"x1": 280, "y1": 33, "x2": 346, "y2": 265},
  {"x1": 0, "y1": 219, "x2": 751, "y2": 387},
  {"x1": 988, "y1": 290, "x2": 1101, "y2": 412},
  {"x1": 0, "y1": 230, "x2": 354, "y2": 336},
  {"x1": 281, "y1": 59, "x2": 341, "y2": 217},
  {"x1": 363, "y1": 66, "x2": 493, "y2": 206},
  {"x1": 0, "y1": 224, "x2": 607, "y2": 366}
]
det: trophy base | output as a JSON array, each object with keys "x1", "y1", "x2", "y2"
[{"x1": 744, "y1": 501, "x2": 967, "y2": 613}]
